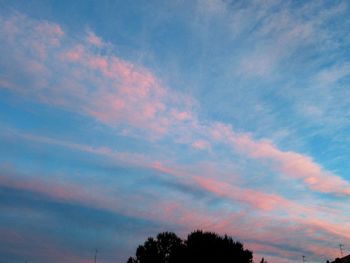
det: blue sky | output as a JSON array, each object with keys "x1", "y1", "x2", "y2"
[{"x1": 1, "y1": 0, "x2": 350, "y2": 262}]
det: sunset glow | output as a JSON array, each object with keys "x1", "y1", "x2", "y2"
[{"x1": 1, "y1": 1, "x2": 350, "y2": 262}]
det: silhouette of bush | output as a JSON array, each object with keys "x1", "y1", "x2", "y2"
[{"x1": 127, "y1": 230, "x2": 253, "y2": 263}]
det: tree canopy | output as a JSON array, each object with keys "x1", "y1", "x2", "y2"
[{"x1": 127, "y1": 230, "x2": 255, "y2": 263}]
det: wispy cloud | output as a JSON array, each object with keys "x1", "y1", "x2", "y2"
[
  {"x1": 1, "y1": 13, "x2": 349, "y2": 196},
  {"x1": 1, "y1": 3, "x2": 350, "y2": 262}
]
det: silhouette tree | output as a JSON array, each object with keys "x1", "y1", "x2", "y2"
[
  {"x1": 127, "y1": 232, "x2": 185, "y2": 263},
  {"x1": 260, "y1": 257, "x2": 268, "y2": 263},
  {"x1": 127, "y1": 230, "x2": 253, "y2": 263},
  {"x1": 185, "y1": 230, "x2": 253, "y2": 263}
]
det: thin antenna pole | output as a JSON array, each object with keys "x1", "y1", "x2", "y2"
[
  {"x1": 94, "y1": 249, "x2": 98, "y2": 263},
  {"x1": 339, "y1": 244, "x2": 344, "y2": 258}
]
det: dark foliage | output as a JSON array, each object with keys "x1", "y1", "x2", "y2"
[
  {"x1": 127, "y1": 230, "x2": 253, "y2": 263},
  {"x1": 127, "y1": 232, "x2": 185, "y2": 263}
]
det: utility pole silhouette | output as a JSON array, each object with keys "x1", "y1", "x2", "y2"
[
  {"x1": 94, "y1": 249, "x2": 98, "y2": 263},
  {"x1": 339, "y1": 244, "x2": 344, "y2": 258},
  {"x1": 302, "y1": 255, "x2": 306, "y2": 263}
]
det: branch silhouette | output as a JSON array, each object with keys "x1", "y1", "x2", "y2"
[{"x1": 127, "y1": 230, "x2": 253, "y2": 263}]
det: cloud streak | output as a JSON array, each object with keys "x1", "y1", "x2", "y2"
[
  {"x1": 1, "y1": 13, "x2": 349, "y2": 197},
  {"x1": 1, "y1": 4, "x2": 350, "y2": 263}
]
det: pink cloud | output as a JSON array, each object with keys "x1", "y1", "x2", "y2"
[
  {"x1": 2, "y1": 162, "x2": 350, "y2": 263},
  {"x1": 0, "y1": 172, "x2": 92, "y2": 205},
  {"x1": 86, "y1": 30, "x2": 103, "y2": 47},
  {"x1": 0, "y1": 79, "x2": 21, "y2": 90},
  {"x1": 88, "y1": 56, "x2": 109, "y2": 71},
  {"x1": 192, "y1": 176, "x2": 294, "y2": 211},
  {"x1": 0, "y1": 166, "x2": 217, "y2": 235},
  {"x1": 61, "y1": 45, "x2": 85, "y2": 61},
  {"x1": 172, "y1": 110, "x2": 192, "y2": 121},
  {"x1": 304, "y1": 244, "x2": 340, "y2": 259},
  {"x1": 150, "y1": 161, "x2": 303, "y2": 215},
  {"x1": 248, "y1": 242, "x2": 297, "y2": 260},
  {"x1": 302, "y1": 218, "x2": 350, "y2": 240},
  {"x1": 210, "y1": 122, "x2": 350, "y2": 195},
  {"x1": 2, "y1": 12, "x2": 350, "y2": 263},
  {"x1": 147, "y1": 160, "x2": 350, "y2": 246},
  {"x1": 8, "y1": 131, "x2": 150, "y2": 169},
  {"x1": 1, "y1": 14, "x2": 195, "y2": 137},
  {"x1": 192, "y1": 140, "x2": 210, "y2": 150},
  {"x1": 6, "y1": 122, "x2": 350, "y2": 253}
]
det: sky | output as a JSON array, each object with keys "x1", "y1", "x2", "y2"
[{"x1": 1, "y1": 0, "x2": 350, "y2": 262}]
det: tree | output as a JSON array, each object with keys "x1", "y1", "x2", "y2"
[
  {"x1": 185, "y1": 230, "x2": 253, "y2": 263},
  {"x1": 127, "y1": 230, "x2": 253, "y2": 263},
  {"x1": 127, "y1": 232, "x2": 185, "y2": 263},
  {"x1": 260, "y1": 257, "x2": 268, "y2": 263}
]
